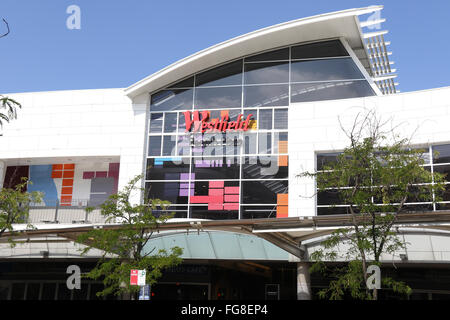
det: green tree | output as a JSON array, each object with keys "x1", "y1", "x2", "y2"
[
  {"x1": 77, "y1": 175, "x2": 183, "y2": 299},
  {"x1": 1, "y1": 19, "x2": 21, "y2": 131},
  {"x1": 301, "y1": 111, "x2": 446, "y2": 300},
  {"x1": 0, "y1": 178, "x2": 42, "y2": 240},
  {"x1": 0, "y1": 95, "x2": 21, "y2": 129}
]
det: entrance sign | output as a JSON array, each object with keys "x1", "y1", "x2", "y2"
[{"x1": 183, "y1": 111, "x2": 253, "y2": 133}]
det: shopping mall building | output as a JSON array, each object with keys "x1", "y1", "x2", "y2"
[{"x1": 1, "y1": 5, "x2": 450, "y2": 300}]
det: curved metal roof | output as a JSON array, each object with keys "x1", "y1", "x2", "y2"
[{"x1": 125, "y1": 5, "x2": 397, "y2": 98}]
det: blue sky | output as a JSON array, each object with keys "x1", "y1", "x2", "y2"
[{"x1": 0, "y1": 0, "x2": 449, "y2": 94}]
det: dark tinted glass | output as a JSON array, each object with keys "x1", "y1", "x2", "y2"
[
  {"x1": 148, "y1": 136, "x2": 162, "y2": 156},
  {"x1": 241, "y1": 205, "x2": 278, "y2": 219},
  {"x1": 145, "y1": 182, "x2": 189, "y2": 204},
  {"x1": 190, "y1": 206, "x2": 238, "y2": 220},
  {"x1": 192, "y1": 157, "x2": 240, "y2": 180},
  {"x1": 166, "y1": 76, "x2": 194, "y2": 88},
  {"x1": 164, "y1": 113, "x2": 178, "y2": 133},
  {"x1": 242, "y1": 156, "x2": 288, "y2": 179},
  {"x1": 433, "y1": 165, "x2": 450, "y2": 180},
  {"x1": 195, "y1": 60, "x2": 242, "y2": 87},
  {"x1": 291, "y1": 58, "x2": 364, "y2": 82},
  {"x1": 317, "y1": 190, "x2": 343, "y2": 205},
  {"x1": 433, "y1": 145, "x2": 450, "y2": 164},
  {"x1": 291, "y1": 40, "x2": 348, "y2": 59},
  {"x1": 195, "y1": 87, "x2": 242, "y2": 109},
  {"x1": 317, "y1": 206, "x2": 349, "y2": 215},
  {"x1": 242, "y1": 180, "x2": 288, "y2": 204},
  {"x1": 245, "y1": 48, "x2": 289, "y2": 62},
  {"x1": 152, "y1": 206, "x2": 188, "y2": 218},
  {"x1": 244, "y1": 62, "x2": 289, "y2": 84},
  {"x1": 146, "y1": 158, "x2": 190, "y2": 180},
  {"x1": 149, "y1": 113, "x2": 163, "y2": 133},
  {"x1": 244, "y1": 84, "x2": 289, "y2": 107},
  {"x1": 317, "y1": 152, "x2": 341, "y2": 170},
  {"x1": 291, "y1": 81, "x2": 374, "y2": 103},
  {"x1": 73, "y1": 283, "x2": 89, "y2": 300},
  {"x1": 150, "y1": 89, "x2": 193, "y2": 111}
]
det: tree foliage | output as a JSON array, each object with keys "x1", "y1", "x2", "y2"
[
  {"x1": 77, "y1": 175, "x2": 183, "y2": 298},
  {"x1": 0, "y1": 178, "x2": 42, "y2": 241},
  {"x1": 301, "y1": 110, "x2": 446, "y2": 300}
]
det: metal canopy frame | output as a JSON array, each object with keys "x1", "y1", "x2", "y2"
[{"x1": 4, "y1": 211, "x2": 450, "y2": 260}]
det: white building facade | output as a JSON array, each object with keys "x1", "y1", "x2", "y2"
[{"x1": 1, "y1": 6, "x2": 450, "y2": 300}]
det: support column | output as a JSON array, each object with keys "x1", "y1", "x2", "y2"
[
  {"x1": 297, "y1": 262, "x2": 311, "y2": 300},
  {"x1": 0, "y1": 161, "x2": 5, "y2": 189}
]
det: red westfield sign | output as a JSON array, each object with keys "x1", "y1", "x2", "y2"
[{"x1": 183, "y1": 111, "x2": 253, "y2": 133}]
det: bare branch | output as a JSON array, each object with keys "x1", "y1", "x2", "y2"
[{"x1": 0, "y1": 18, "x2": 10, "y2": 39}]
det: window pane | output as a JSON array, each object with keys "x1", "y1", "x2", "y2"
[
  {"x1": 273, "y1": 132, "x2": 288, "y2": 154},
  {"x1": 195, "y1": 60, "x2": 242, "y2": 87},
  {"x1": 291, "y1": 40, "x2": 348, "y2": 59},
  {"x1": 152, "y1": 206, "x2": 188, "y2": 219},
  {"x1": 243, "y1": 132, "x2": 257, "y2": 154},
  {"x1": 195, "y1": 87, "x2": 242, "y2": 109},
  {"x1": 145, "y1": 182, "x2": 189, "y2": 204},
  {"x1": 258, "y1": 109, "x2": 272, "y2": 130},
  {"x1": 162, "y1": 135, "x2": 176, "y2": 156},
  {"x1": 148, "y1": 136, "x2": 162, "y2": 156},
  {"x1": 241, "y1": 205, "x2": 278, "y2": 219},
  {"x1": 290, "y1": 81, "x2": 375, "y2": 103},
  {"x1": 149, "y1": 113, "x2": 163, "y2": 133},
  {"x1": 11, "y1": 283, "x2": 25, "y2": 300},
  {"x1": 242, "y1": 156, "x2": 288, "y2": 179},
  {"x1": 258, "y1": 132, "x2": 272, "y2": 154},
  {"x1": 317, "y1": 206, "x2": 349, "y2": 215},
  {"x1": 167, "y1": 76, "x2": 194, "y2": 88},
  {"x1": 178, "y1": 112, "x2": 187, "y2": 132},
  {"x1": 190, "y1": 206, "x2": 238, "y2": 220},
  {"x1": 150, "y1": 89, "x2": 193, "y2": 112},
  {"x1": 317, "y1": 190, "x2": 343, "y2": 205},
  {"x1": 245, "y1": 48, "x2": 290, "y2": 62},
  {"x1": 274, "y1": 109, "x2": 288, "y2": 129},
  {"x1": 433, "y1": 144, "x2": 450, "y2": 164},
  {"x1": 291, "y1": 58, "x2": 364, "y2": 82},
  {"x1": 242, "y1": 180, "x2": 288, "y2": 204},
  {"x1": 244, "y1": 62, "x2": 289, "y2": 84},
  {"x1": 192, "y1": 157, "x2": 240, "y2": 180},
  {"x1": 177, "y1": 134, "x2": 191, "y2": 156},
  {"x1": 244, "y1": 84, "x2": 289, "y2": 108},
  {"x1": 317, "y1": 152, "x2": 341, "y2": 170},
  {"x1": 164, "y1": 113, "x2": 178, "y2": 133},
  {"x1": 146, "y1": 158, "x2": 190, "y2": 180}
]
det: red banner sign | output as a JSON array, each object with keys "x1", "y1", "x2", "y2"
[{"x1": 183, "y1": 111, "x2": 253, "y2": 133}]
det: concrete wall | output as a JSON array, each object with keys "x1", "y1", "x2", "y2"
[
  {"x1": 0, "y1": 88, "x2": 148, "y2": 204},
  {"x1": 289, "y1": 86, "x2": 450, "y2": 217}
]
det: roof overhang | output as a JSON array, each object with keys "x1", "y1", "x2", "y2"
[
  {"x1": 124, "y1": 6, "x2": 388, "y2": 99},
  {"x1": 4, "y1": 211, "x2": 450, "y2": 260}
]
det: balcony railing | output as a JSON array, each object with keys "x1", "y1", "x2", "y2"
[{"x1": 28, "y1": 199, "x2": 108, "y2": 224}]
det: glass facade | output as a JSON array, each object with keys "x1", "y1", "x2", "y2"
[
  {"x1": 316, "y1": 144, "x2": 450, "y2": 215},
  {"x1": 146, "y1": 39, "x2": 375, "y2": 220}
]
